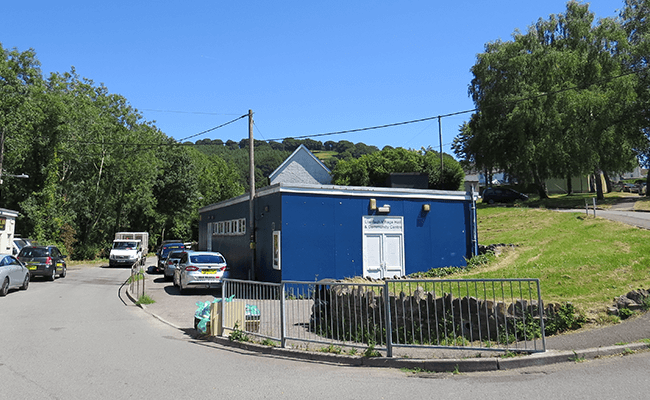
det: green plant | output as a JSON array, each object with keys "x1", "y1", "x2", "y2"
[
  {"x1": 514, "y1": 312, "x2": 541, "y2": 340},
  {"x1": 568, "y1": 350, "x2": 585, "y2": 363},
  {"x1": 319, "y1": 344, "x2": 342, "y2": 354},
  {"x1": 622, "y1": 348, "x2": 635, "y2": 355},
  {"x1": 348, "y1": 348, "x2": 358, "y2": 356},
  {"x1": 363, "y1": 343, "x2": 381, "y2": 358},
  {"x1": 261, "y1": 339, "x2": 278, "y2": 347},
  {"x1": 465, "y1": 250, "x2": 496, "y2": 268},
  {"x1": 544, "y1": 303, "x2": 587, "y2": 335},
  {"x1": 228, "y1": 323, "x2": 250, "y2": 342},
  {"x1": 619, "y1": 307, "x2": 634, "y2": 320},
  {"x1": 501, "y1": 350, "x2": 517, "y2": 358},
  {"x1": 127, "y1": 273, "x2": 144, "y2": 284},
  {"x1": 135, "y1": 294, "x2": 155, "y2": 305},
  {"x1": 451, "y1": 364, "x2": 460, "y2": 375},
  {"x1": 642, "y1": 297, "x2": 650, "y2": 311},
  {"x1": 615, "y1": 342, "x2": 628, "y2": 346}
]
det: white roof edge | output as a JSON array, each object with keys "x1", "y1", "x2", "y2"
[{"x1": 199, "y1": 183, "x2": 477, "y2": 213}]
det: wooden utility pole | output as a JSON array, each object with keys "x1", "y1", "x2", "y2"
[
  {"x1": 438, "y1": 116, "x2": 443, "y2": 187},
  {"x1": 248, "y1": 110, "x2": 255, "y2": 280},
  {"x1": 0, "y1": 127, "x2": 5, "y2": 185}
]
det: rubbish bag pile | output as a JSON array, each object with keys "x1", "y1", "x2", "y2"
[{"x1": 194, "y1": 295, "x2": 235, "y2": 334}]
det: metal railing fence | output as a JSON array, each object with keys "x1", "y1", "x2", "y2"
[
  {"x1": 221, "y1": 278, "x2": 546, "y2": 356},
  {"x1": 128, "y1": 264, "x2": 146, "y2": 300}
]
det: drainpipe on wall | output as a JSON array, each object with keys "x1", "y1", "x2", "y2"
[{"x1": 248, "y1": 109, "x2": 256, "y2": 281}]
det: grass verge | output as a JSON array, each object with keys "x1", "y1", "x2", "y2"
[{"x1": 460, "y1": 205, "x2": 650, "y2": 316}]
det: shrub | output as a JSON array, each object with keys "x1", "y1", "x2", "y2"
[{"x1": 545, "y1": 303, "x2": 586, "y2": 336}]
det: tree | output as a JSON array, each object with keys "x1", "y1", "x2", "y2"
[
  {"x1": 332, "y1": 147, "x2": 464, "y2": 190},
  {"x1": 621, "y1": 0, "x2": 650, "y2": 196},
  {"x1": 422, "y1": 150, "x2": 465, "y2": 191},
  {"x1": 459, "y1": 1, "x2": 639, "y2": 199}
]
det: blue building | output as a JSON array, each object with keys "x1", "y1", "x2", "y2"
[{"x1": 198, "y1": 183, "x2": 478, "y2": 283}]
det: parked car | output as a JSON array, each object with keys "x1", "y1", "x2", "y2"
[
  {"x1": 482, "y1": 187, "x2": 529, "y2": 204},
  {"x1": 156, "y1": 242, "x2": 186, "y2": 273},
  {"x1": 622, "y1": 183, "x2": 639, "y2": 193},
  {"x1": 163, "y1": 250, "x2": 185, "y2": 281},
  {"x1": 173, "y1": 251, "x2": 228, "y2": 294},
  {"x1": 0, "y1": 254, "x2": 30, "y2": 296},
  {"x1": 12, "y1": 238, "x2": 34, "y2": 256},
  {"x1": 17, "y1": 246, "x2": 67, "y2": 281}
]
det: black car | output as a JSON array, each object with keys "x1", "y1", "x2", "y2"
[
  {"x1": 156, "y1": 242, "x2": 186, "y2": 273},
  {"x1": 482, "y1": 187, "x2": 528, "y2": 204},
  {"x1": 17, "y1": 246, "x2": 67, "y2": 281}
]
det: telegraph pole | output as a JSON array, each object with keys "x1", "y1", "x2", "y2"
[
  {"x1": 0, "y1": 127, "x2": 5, "y2": 185},
  {"x1": 248, "y1": 110, "x2": 256, "y2": 280},
  {"x1": 438, "y1": 116, "x2": 443, "y2": 187}
]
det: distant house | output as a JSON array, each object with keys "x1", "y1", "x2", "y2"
[
  {"x1": 269, "y1": 145, "x2": 331, "y2": 185},
  {"x1": 619, "y1": 166, "x2": 644, "y2": 181}
]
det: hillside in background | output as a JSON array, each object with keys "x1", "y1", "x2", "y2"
[{"x1": 192, "y1": 137, "x2": 382, "y2": 189}]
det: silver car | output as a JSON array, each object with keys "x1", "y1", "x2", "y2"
[
  {"x1": 163, "y1": 251, "x2": 185, "y2": 281},
  {"x1": 173, "y1": 251, "x2": 228, "y2": 294},
  {"x1": 0, "y1": 254, "x2": 30, "y2": 296}
]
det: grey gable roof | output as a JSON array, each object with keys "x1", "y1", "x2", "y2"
[{"x1": 269, "y1": 144, "x2": 331, "y2": 185}]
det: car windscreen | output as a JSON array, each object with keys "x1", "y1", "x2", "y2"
[
  {"x1": 18, "y1": 248, "x2": 49, "y2": 258},
  {"x1": 114, "y1": 241, "x2": 137, "y2": 249},
  {"x1": 162, "y1": 244, "x2": 184, "y2": 255},
  {"x1": 190, "y1": 254, "x2": 225, "y2": 264},
  {"x1": 168, "y1": 251, "x2": 185, "y2": 259}
]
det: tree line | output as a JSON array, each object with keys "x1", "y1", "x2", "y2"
[
  {"x1": 453, "y1": 0, "x2": 650, "y2": 199},
  {"x1": 0, "y1": 45, "x2": 242, "y2": 259}
]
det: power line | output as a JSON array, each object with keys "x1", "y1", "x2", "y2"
[
  {"x1": 178, "y1": 114, "x2": 248, "y2": 142},
  {"x1": 264, "y1": 109, "x2": 475, "y2": 143}
]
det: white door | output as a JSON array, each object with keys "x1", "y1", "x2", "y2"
[
  {"x1": 364, "y1": 234, "x2": 383, "y2": 279},
  {"x1": 362, "y1": 216, "x2": 405, "y2": 279}
]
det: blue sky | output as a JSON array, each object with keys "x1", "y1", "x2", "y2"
[{"x1": 2, "y1": 1, "x2": 621, "y2": 155}]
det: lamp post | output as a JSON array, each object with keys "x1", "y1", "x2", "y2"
[{"x1": 0, "y1": 172, "x2": 29, "y2": 185}]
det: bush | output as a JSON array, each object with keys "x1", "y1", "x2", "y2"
[
  {"x1": 71, "y1": 244, "x2": 101, "y2": 261},
  {"x1": 545, "y1": 303, "x2": 586, "y2": 336}
]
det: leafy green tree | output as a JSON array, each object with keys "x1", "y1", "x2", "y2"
[
  {"x1": 332, "y1": 147, "x2": 464, "y2": 190},
  {"x1": 0, "y1": 45, "x2": 46, "y2": 214},
  {"x1": 621, "y1": 0, "x2": 650, "y2": 195},
  {"x1": 422, "y1": 150, "x2": 465, "y2": 190},
  {"x1": 459, "y1": 1, "x2": 639, "y2": 199}
]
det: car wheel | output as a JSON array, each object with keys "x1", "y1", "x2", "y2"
[
  {"x1": 60, "y1": 266, "x2": 67, "y2": 278},
  {"x1": 48, "y1": 267, "x2": 56, "y2": 281},
  {"x1": 179, "y1": 281, "x2": 186, "y2": 295},
  {"x1": 0, "y1": 277, "x2": 9, "y2": 296},
  {"x1": 488, "y1": 199, "x2": 495, "y2": 204},
  {"x1": 20, "y1": 274, "x2": 29, "y2": 290}
]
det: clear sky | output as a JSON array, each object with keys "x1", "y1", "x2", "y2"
[{"x1": 2, "y1": 1, "x2": 622, "y2": 155}]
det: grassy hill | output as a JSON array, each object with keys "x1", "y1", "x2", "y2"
[{"x1": 457, "y1": 194, "x2": 650, "y2": 322}]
